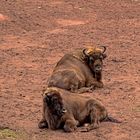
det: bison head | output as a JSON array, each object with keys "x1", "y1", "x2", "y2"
[
  {"x1": 83, "y1": 46, "x2": 107, "y2": 74},
  {"x1": 43, "y1": 90, "x2": 66, "y2": 117}
]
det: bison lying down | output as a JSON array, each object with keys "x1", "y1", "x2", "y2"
[
  {"x1": 38, "y1": 87, "x2": 121, "y2": 132},
  {"x1": 48, "y1": 46, "x2": 107, "y2": 93}
]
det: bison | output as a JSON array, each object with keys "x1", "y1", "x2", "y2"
[
  {"x1": 38, "y1": 87, "x2": 121, "y2": 132},
  {"x1": 48, "y1": 46, "x2": 107, "y2": 93}
]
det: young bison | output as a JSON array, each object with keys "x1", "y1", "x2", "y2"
[
  {"x1": 48, "y1": 46, "x2": 107, "y2": 93},
  {"x1": 38, "y1": 87, "x2": 121, "y2": 132}
]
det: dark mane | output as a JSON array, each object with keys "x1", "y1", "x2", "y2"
[{"x1": 44, "y1": 91, "x2": 65, "y2": 129}]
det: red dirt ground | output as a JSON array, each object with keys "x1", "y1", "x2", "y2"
[{"x1": 0, "y1": 0, "x2": 140, "y2": 140}]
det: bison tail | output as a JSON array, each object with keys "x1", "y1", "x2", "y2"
[{"x1": 103, "y1": 116, "x2": 122, "y2": 123}]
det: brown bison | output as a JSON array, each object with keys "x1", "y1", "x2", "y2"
[
  {"x1": 38, "y1": 87, "x2": 121, "y2": 132},
  {"x1": 48, "y1": 46, "x2": 107, "y2": 93}
]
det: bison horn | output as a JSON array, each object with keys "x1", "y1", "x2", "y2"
[
  {"x1": 100, "y1": 46, "x2": 107, "y2": 53},
  {"x1": 62, "y1": 108, "x2": 67, "y2": 113},
  {"x1": 46, "y1": 93, "x2": 52, "y2": 98},
  {"x1": 42, "y1": 91, "x2": 52, "y2": 98},
  {"x1": 83, "y1": 49, "x2": 88, "y2": 56}
]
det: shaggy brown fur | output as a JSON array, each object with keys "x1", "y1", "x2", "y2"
[
  {"x1": 47, "y1": 46, "x2": 107, "y2": 93},
  {"x1": 38, "y1": 87, "x2": 121, "y2": 132}
]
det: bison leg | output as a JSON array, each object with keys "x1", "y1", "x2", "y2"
[
  {"x1": 82, "y1": 107, "x2": 100, "y2": 132},
  {"x1": 38, "y1": 119, "x2": 48, "y2": 129},
  {"x1": 87, "y1": 79, "x2": 104, "y2": 89},
  {"x1": 38, "y1": 100, "x2": 48, "y2": 129},
  {"x1": 70, "y1": 84, "x2": 79, "y2": 93},
  {"x1": 87, "y1": 107, "x2": 100, "y2": 131},
  {"x1": 76, "y1": 87, "x2": 93, "y2": 93},
  {"x1": 93, "y1": 81, "x2": 103, "y2": 88},
  {"x1": 63, "y1": 119, "x2": 78, "y2": 132},
  {"x1": 95, "y1": 72, "x2": 102, "y2": 82}
]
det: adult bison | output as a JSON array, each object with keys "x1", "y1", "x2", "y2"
[
  {"x1": 48, "y1": 46, "x2": 107, "y2": 93},
  {"x1": 38, "y1": 87, "x2": 121, "y2": 132}
]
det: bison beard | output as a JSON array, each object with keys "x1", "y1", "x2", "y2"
[
  {"x1": 38, "y1": 87, "x2": 121, "y2": 132},
  {"x1": 47, "y1": 46, "x2": 107, "y2": 93}
]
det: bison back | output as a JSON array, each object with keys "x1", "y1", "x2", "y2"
[{"x1": 48, "y1": 69, "x2": 85, "y2": 91}]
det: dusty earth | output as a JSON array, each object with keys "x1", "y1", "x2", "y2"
[{"x1": 0, "y1": 0, "x2": 140, "y2": 140}]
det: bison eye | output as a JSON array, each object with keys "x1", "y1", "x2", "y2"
[{"x1": 99, "y1": 55, "x2": 103, "y2": 59}]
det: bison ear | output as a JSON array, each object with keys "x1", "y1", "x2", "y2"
[
  {"x1": 102, "y1": 54, "x2": 107, "y2": 59},
  {"x1": 101, "y1": 54, "x2": 107, "y2": 59}
]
